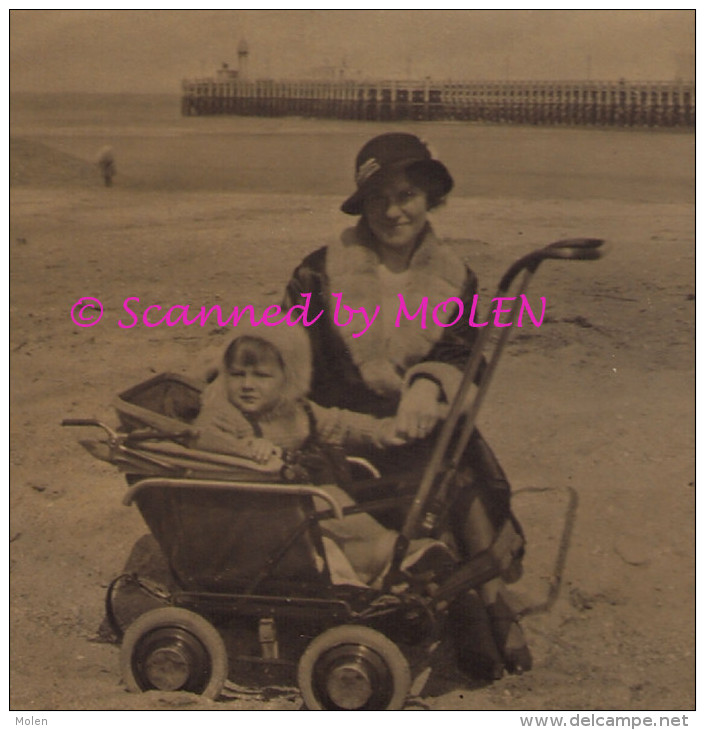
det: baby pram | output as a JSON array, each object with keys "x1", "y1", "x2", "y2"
[{"x1": 64, "y1": 238, "x2": 603, "y2": 710}]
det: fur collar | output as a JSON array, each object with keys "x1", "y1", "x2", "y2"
[{"x1": 326, "y1": 222, "x2": 466, "y2": 377}]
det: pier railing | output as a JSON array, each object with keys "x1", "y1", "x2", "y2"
[{"x1": 181, "y1": 78, "x2": 694, "y2": 128}]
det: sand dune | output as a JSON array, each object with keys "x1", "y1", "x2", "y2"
[{"x1": 10, "y1": 137, "x2": 101, "y2": 188}]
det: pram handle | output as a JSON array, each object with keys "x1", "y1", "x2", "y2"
[
  {"x1": 62, "y1": 418, "x2": 104, "y2": 427},
  {"x1": 123, "y1": 477, "x2": 346, "y2": 520},
  {"x1": 400, "y1": 237, "x2": 605, "y2": 545},
  {"x1": 498, "y1": 238, "x2": 604, "y2": 293},
  {"x1": 61, "y1": 418, "x2": 119, "y2": 441}
]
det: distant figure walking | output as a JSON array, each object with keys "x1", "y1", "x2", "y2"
[{"x1": 96, "y1": 146, "x2": 116, "y2": 187}]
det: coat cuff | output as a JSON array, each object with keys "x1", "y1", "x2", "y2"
[{"x1": 402, "y1": 361, "x2": 463, "y2": 404}]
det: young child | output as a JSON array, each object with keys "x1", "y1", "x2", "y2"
[
  {"x1": 194, "y1": 324, "x2": 454, "y2": 587},
  {"x1": 195, "y1": 324, "x2": 401, "y2": 464}
]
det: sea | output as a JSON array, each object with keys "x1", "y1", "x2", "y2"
[{"x1": 10, "y1": 92, "x2": 694, "y2": 204}]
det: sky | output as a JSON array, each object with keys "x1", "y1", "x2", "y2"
[{"x1": 9, "y1": 9, "x2": 695, "y2": 94}]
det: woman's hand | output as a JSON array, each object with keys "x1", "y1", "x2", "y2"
[{"x1": 395, "y1": 378, "x2": 444, "y2": 440}]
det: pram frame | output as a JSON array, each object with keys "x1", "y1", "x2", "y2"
[{"x1": 63, "y1": 237, "x2": 604, "y2": 709}]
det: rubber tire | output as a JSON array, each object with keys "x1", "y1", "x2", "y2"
[
  {"x1": 120, "y1": 607, "x2": 228, "y2": 700},
  {"x1": 298, "y1": 624, "x2": 411, "y2": 711}
]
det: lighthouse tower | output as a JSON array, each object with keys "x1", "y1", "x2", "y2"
[{"x1": 238, "y1": 40, "x2": 249, "y2": 80}]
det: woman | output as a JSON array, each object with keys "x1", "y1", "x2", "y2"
[{"x1": 283, "y1": 132, "x2": 531, "y2": 680}]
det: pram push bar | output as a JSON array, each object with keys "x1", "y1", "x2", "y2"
[{"x1": 398, "y1": 238, "x2": 605, "y2": 567}]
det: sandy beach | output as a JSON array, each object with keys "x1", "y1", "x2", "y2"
[{"x1": 9, "y1": 106, "x2": 695, "y2": 710}]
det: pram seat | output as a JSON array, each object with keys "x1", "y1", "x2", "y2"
[
  {"x1": 127, "y1": 480, "x2": 337, "y2": 596},
  {"x1": 109, "y1": 373, "x2": 401, "y2": 597}
]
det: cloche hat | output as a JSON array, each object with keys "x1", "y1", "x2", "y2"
[{"x1": 341, "y1": 132, "x2": 454, "y2": 215}]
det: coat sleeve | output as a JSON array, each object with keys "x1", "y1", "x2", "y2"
[{"x1": 308, "y1": 401, "x2": 393, "y2": 449}]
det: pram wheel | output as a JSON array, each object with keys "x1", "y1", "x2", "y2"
[
  {"x1": 298, "y1": 625, "x2": 411, "y2": 711},
  {"x1": 120, "y1": 607, "x2": 228, "y2": 700}
]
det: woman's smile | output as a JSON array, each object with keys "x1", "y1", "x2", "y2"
[{"x1": 362, "y1": 173, "x2": 429, "y2": 254}]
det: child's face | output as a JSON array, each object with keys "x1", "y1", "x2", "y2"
[{"x1": 225, "y1": 350, "x2": 285, "y2": 416}]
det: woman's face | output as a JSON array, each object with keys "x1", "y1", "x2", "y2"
[{"x1": 362, "y1": 172, "x2": 429, "y2": 254}]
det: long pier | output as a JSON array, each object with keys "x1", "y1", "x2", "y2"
[{"x1": 181, "y1": 77, "x2": 694, "y2": 128}]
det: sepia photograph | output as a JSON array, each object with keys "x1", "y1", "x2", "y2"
[{"x1": 9, "y1": 9, "x2": 695, "y2": 714}]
